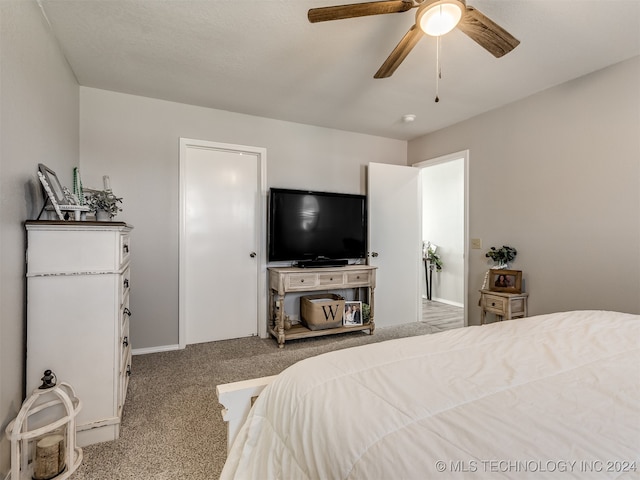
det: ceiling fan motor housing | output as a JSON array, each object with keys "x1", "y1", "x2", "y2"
[{"x1": 416, "y1": 0, "x2": 466, "y2": 36}]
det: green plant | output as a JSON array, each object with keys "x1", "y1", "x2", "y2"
[
  {"x1": 85, "y1": 190, "x2": 123, "y2": 216},
  {"x1": 485, "y1": 245, "x2": 517, "y2": 265},
  {"x1": 427, "y1": 248, "x2": 443, "y2": 271},
  {"x1": 361, "y1": 303, "x2": 371, "y2": 322}
]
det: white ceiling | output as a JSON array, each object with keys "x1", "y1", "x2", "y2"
[{"x1": 39, "y1": 0, "x2": 640, "y2": 141}]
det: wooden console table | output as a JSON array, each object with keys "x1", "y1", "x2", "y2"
[{"x1": 268, "y1": 265, "x2": 376, "y2": 348}]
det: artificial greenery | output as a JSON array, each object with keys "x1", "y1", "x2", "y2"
[
  {"x1": 85, "y1": 190, "x2": 123, "y2": 217},
  {"x1": 427, "y1": 248, "x2": 443, "y2": 271},
  {"x1": 361, "y1": 303, "x2": 371, "y2": 322},
  {"x1": 485, "y1": 245, "x2": 517, "y2": 265}
]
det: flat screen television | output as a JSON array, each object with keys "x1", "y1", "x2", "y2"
[{"x1": 268, "y1": 188, "x2": 367, "y2": 266}]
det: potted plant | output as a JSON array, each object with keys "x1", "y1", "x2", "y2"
[
  {"x1": 422, "y1": 242, "x2": 442, "y2": 301},
  {"x1": 427, "y1": 248, "x2": 443, "y2": 271},
  {"x1": 85, "y1": 190, "x2": 123, "y2": 220},
  {"x1": 485, "y1": 245, "x2": 517, "y2": 269},
  {"x1": 361, "y1": 303, "x2": 371, "y2": 324}
]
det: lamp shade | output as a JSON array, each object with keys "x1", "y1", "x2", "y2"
[{"x1": 418, "y1": 1, "x2": 463, "y2": 36}]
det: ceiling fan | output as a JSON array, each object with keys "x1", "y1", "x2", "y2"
[{"x1": 308, "y1": 0, "x2": 520, "y2": 78}]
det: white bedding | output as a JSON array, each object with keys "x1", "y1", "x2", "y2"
[{"x1": 221, "y1": 311, "x2": 640, "y2": 479}]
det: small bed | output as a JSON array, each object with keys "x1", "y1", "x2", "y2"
[{"x1": 217, "y1": 310, "x2": 640, "y2": 479}]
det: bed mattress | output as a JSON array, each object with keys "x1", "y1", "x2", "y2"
[{"x1": 221, "y1": 310, "x2": 640, "y2": 479}]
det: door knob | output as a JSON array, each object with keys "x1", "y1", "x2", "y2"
[
  {"x1": 250, "y1": 252, "x2": 257, "y2": 258},
  {"x1": 371, "y1": 252, "x2": 379, "y2": 257}
]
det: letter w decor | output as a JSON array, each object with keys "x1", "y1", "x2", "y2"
[
  {"x1": 300, "y1": 294, "x2": 345, "y2": 331},
  {"x1": 322, "y1": 305, "x2": 340, "y2": 320}
]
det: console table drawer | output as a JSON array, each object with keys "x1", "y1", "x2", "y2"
[
  {"x1": 345, "y1": 270, "x2": 372, "y2": 286},
  {"x1": 318, "y1": 273, "x2": 344, "y2": 286},
  {"x1": 285, "y1": 273, "x2": 318, "y2": 290}
]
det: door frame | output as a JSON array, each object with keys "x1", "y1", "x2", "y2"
[
  {"x1": 178, "y1": 138, "x2": 268, "y2": 349},
  {"x1": 413, "y1": 149, "x2": 469, "y2": 327}
]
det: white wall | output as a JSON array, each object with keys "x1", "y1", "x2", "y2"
[
  {"x1": 409, "y1": 56, "x2": 640, "y2": 323},
  {"x1": 421, "y1": 158, "x2": 464, "y2": 306},
  {"x1": 79, "y1": 88, "x2": 407, "y2": 349},
  {"x1": 0, "y1": 0, "x2": 79, "y2": 472}
]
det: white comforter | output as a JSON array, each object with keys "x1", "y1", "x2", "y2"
[{"x1": 221, "y1": 311, "x2": 640, "y2": 479}]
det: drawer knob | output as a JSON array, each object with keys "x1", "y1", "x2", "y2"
[
  {"x1": 300, "y1": 279, "x2": 304, "y2": 282},
  {"x1": 126, "y1": 365, "x2": 132, "y2": 376},
  {"x1": 356, "y1": 276, "x2": 360, "y2": 279},
  {"x1": 123, "y1": 279, "x2": 129, "y2": 288},
  {"x1": 124, "y1": 307, "x2": 132, "y2": 317},
  {"x1": 491, "y1": 302, "x2": 496, "y2": 307},
  {"x1": 123, "y1": 336, "x2": 129, "y2": 347},
  {"x1": 330, "y1": 277, "x2": 333, "y2": 281},
  {"x1": 123, "y1": 244, "x2": 129, "y2": 253}
]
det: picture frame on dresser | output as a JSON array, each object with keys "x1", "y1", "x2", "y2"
[
  {"x1": 489, "y1": 269, "x2": 522, "y2": 293},
  {"x1": 37, "y1": 163, "x2": 88, "y2": 221},
  {"x1": 38, "y1": 163, "x2": 70, "y2": 206}
]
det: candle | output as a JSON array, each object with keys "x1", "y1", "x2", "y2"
[
  {"x1": 103, "y1": 175, "x2": 111, "y2": 191},
  {"x1": 33, "y1": 434, "x2": 65, "y2": 479}
]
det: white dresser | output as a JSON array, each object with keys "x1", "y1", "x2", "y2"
[{"x1": 25, "y1": 220, "x2": 133, "y2": 446}]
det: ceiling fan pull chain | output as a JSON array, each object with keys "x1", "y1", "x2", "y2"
[{"x1": 435, "y1": 35, "x2": 441, "y2": 103}]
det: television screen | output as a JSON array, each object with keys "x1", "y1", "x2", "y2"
[{"x1": 268, "y1": 188, "x2": 367, "y2": 263}]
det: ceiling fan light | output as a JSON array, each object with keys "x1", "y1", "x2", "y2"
[{"x1": 419, "y1": 2, "x2": 463, "y2": 36}]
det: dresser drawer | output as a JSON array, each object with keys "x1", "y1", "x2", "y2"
[
  {"x1": 121, "y1": 293, "x2": 132, "y2": 333},
  {"x1": 120, "y1": 266, "x2": 131, "y2": 304},
  {"x1": 483, "y1": 294, "x2": 507, "y2": 314},
  {"x1": 120, "y1": 316, "x2": 130, "y2": 364},
  {"x1": 120, "y1": 234, "x2": 131, "y2": 267},
  {"x1": 26, "y1": 223, "x2": 132, "y2": 275},
  {"x1": 119, "y1": 345, "x2": 132, "y2": 411},
  {"x1": 285, "y1": 273, "x2": 318, "y2": 290}
]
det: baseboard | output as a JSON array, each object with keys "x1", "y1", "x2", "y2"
[
  {"x1": 132, "y1": 344, "x2": 182, "y2": 356},
  {"x1": 425, "y1": 296, "x2": 464, "y2": 308}
]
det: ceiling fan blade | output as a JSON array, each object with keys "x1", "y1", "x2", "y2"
[
  {"x1": 308, "y1": 0, "x2": 413, "y2": 23},
  {"x1": 374, "y1": 24, "x2": 423, "y2": 78},
  {"x1": 457, "y1": 6, "x2": 520, "y2": 58}
]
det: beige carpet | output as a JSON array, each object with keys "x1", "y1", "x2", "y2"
[{"x1": 71, "y1": 303, "x2": 462, "y2": 479}]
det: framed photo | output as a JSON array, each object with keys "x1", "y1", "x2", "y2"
[
  {"x1": 38, "y1": 164, "x2": 69, "y2": 206},
  {"x1": 37, "y1": 170, "x2": 64, "y2": 220},
  {"x1": 37, "y1": 164, "x2": 90, "y2": 221},
  {"x1": 489, "y1": 269, "x2": 522, "y2": 293},
  {"x1": 343, "y1": 301, "x2": 363, "y2": 326}
]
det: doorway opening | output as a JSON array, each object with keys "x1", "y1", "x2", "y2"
[{"x1": 414, "y1": 150, "x2": 468, "y2": 328}]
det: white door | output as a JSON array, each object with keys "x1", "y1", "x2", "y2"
[
  {"x1": 179, "y1": 139, "x2": 266, "y2": 345},
  {"x1": 368, "y1": 163, "x2": 421, "y2": 327}
]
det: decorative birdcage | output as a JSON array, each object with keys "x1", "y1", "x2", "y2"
[{"x1": 5, "y1": 370, "x2": 82, "y2": 480}]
